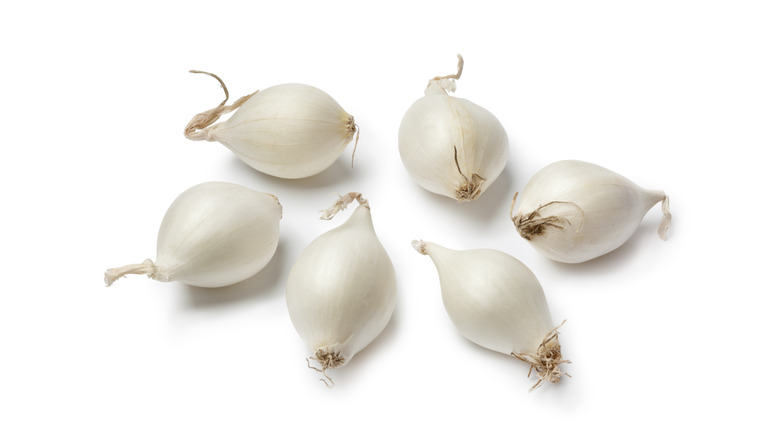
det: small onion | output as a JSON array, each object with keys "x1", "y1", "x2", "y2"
[
  {"x1": 185, "y1": 71, "x2": 357, "y2": 179},
  {"x1": 104, "y1": 182, "x2": 282, "y2": 288},
  {"x1": 398, "y1": 55, "x2": 509, "y2": 202},
  {"x1": 412, "y1": 240, "x2": 569, "y2": 390},
  {"x1": 511, "y1": 160, "x2": 671, "y2": 263},
  {"x1": 286, "y1": 193, "x2": 396, "y2": 386}
]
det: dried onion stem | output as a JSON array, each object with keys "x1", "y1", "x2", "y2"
[{"x1": 184, "y1": 70, "x2": 257, "y2": 142}]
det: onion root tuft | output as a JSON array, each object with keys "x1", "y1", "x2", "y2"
[{"x1": 512, "y1": 320, "x2": 571, "y2": 391}]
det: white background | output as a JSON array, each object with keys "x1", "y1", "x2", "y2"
[{"x1": 2, "y1": 1, "x2": 779, "y2": 436}]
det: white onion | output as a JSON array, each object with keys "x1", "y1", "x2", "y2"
[
  {"x1": 412, "y1": 240, "x2": 568, "y2": 390},
  {"x1": 286, "y1": 193, "x2": 396, "y2": 385},
  {"x1": 104, "y1": 182, "x2": 282, "y2": 288},
  {"x1": 185, "y1": 71, "x2": 357, "y2": 179},
  {"x1": 398, "y1": 55, "x2": 509, "y2": 202},
  {"x1": 511, "y1": 160, "x2": 671, "y2": 263}
]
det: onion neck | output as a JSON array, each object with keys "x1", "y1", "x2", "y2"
[
  {"x1": 320, "y1": 192, "x2": 369, "y2": 220},
  {"x1": 643, "y1": 189, "x2": 671, "y2": 240},
  {"x1": 411, "y1": 239, "x2": 428, "y2": 255},
  {"x1": 184, "y1": 70, "x2": 257, "y2": 142},
  {"x1": 424, "y1": 80, "x2": 453, "y2": 95},
  {"x1": 424, "y1": 54, "x2": 464, "y2": 95},
  {"x1": 411, "y1": 240, "x2": 450, "y2": 269},
  {"x1": 104, "y1": 259, "x2": 160, "y2": 286}
]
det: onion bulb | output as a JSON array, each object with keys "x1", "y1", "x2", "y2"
[
  {"x1": 511, "y1": 160, "x2": 671, "y2": 263},
  {"x1": 412, "y1": 240, "x2": 569, "y2": 390},
  {"x1": 185, "y1": 71, "x2": 357, "y2": 179},
  {"x1": 398, "y1": 55, "x2": 509, "y2": 202},
  {"x1": 286, "y1": 193, "x2": 396, "y2": 386},
  {"x1": 104, "y1": 182, "x2": 282, "y2": 288}
]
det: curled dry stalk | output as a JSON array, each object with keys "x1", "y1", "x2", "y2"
[
  {"x1": 510, "y1": 193, "x2": 585, "y2": 240},
  {"x1": 426, "y1": 54, "x2": 464, "y2": 94},
  {"x1": 512, "y1": 320, "x2": 571, "y2": 391},
  {"x1": 185, "y1": 70, "x2": 359, "y2": 167},
  {"x1": 431, "y1": 54, "x2": 464, "y2": 82},
  {"x1": 306, "y1": 348, "x2": 346, "y2": 388},
  {"x1": 320, "y1": 192, "x2": 369, "y2": 220},
  {"x1": 454, "y1": 146, "x2": 486, "y2": 202},
  {"x1": 184, "y1": 70, "x2": 258, "y2": 141}
]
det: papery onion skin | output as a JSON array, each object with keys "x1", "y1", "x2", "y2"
[
  {"x1": 398, "y1": 55, "x2": 509, "y2": 202},
  {"x1": 412, "y1": 240, "x2": 569, "y2": 390},
  {"x1": 414, "y1": 241, "x2": 553, "y2": 355},
  {"x1": 286, "y1": 196, "x2": 396, "y2": 374},
  {"x1": 186, "y1": 71, "x2": 356, "y2": 179},
  {"x1": 511, "y1": 160, "x2": 671, "y2": 263},
  {"x1": 105, "y1": 182, "x2": 282, "y2": 288},
  {"x1": 210, "y1": 84, "x2": 356, "y2": 179},
  {"x1": 399, "y1": 96, "x2": 508, "y2": 201}
]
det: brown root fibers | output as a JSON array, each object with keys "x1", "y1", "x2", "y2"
[
  {"x1": 510, "y1": 193, "x2": 584, "y2": 240},
  {"x1": 453, "y1": 145, "x2": 486, "y2": 202},
  {"x1": 306, "y1": 348, "x2": 346, "y2": 388},
  {"x1": 512, "y1": 320, "x2": 571, "y2": 391}
]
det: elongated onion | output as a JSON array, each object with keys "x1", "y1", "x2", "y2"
[
  {"x1": 511, "y1": 160, "x2": 671, "y2": 263},
  {"x1": 286, "y1": 193, "x2": 396, "y2": 385},
  {"x1": 185, "y1": 71, "x2": 357, "y2": 179},
  {"x1": 413, "y1": 240, "x2": 569, "y2": 390}
]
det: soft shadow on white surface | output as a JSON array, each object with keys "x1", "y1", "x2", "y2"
[
  {"x1": 542, "y1": 220, "x2": 668, "y2": 277},
  {"x1": 448, "y1": 327, "x2": 582, "y2": 407},
  {"x1": 296, "y1": 303, "x2": 403, "y2": 390},
  {"x1": 181, "y1": 238, "x2": 289, "y2": 309},
  {"x1": 409, "y1": 164, "x2": 517, "y2": 224},
  {"x1": 223, "y1": 153, "x2": 363, "y2": 191},
  {"x1": 10, "y1": 3, "x2": 780, "y2": 435}
]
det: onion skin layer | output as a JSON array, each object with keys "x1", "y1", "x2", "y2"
[{"x1": 512, "y1": 160, "x2": 670, "y2": 263}]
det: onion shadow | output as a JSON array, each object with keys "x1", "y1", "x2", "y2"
[
  {"x1": 410, "y1": 163, "x2": 517, "y2": 225},
  {"x1": 224, "y1": 151, "x2": 363, "y2": 191},
  {"x1": 181, "y1": 238, "x2": 289, "y2": 309}
]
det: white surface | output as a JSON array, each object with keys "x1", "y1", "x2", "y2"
[{"x1": 2, "y1": 1, "x2": 779, "y2": 436}]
